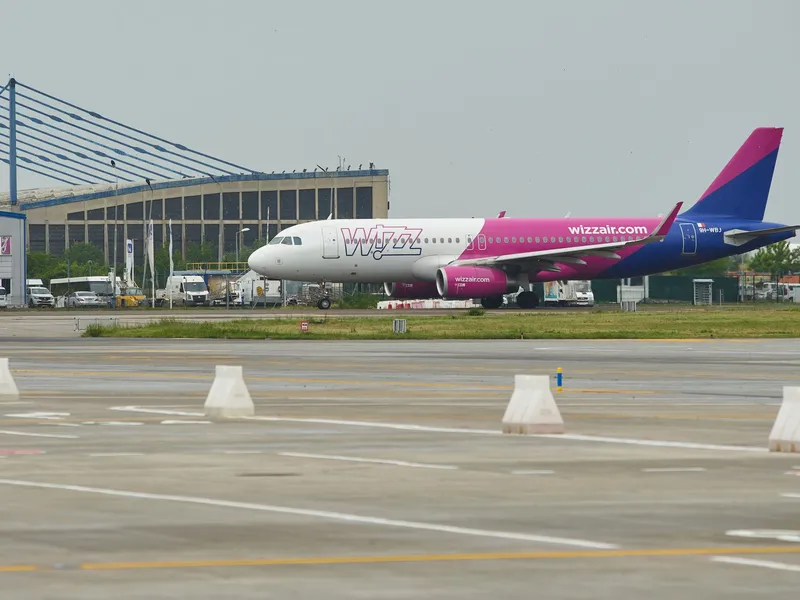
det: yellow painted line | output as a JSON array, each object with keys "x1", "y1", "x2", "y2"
[
  {"x1": 3, "y1": 545, "x2": 800, "y2": 573},
  {"x1": 0, "y1": 564, "x2": 38, "y2": 573}
]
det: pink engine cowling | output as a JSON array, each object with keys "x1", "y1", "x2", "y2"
[
  {"x1": 383, "y1": 281, "x2": 440, "y2": 299},
  {"x1": 435, "y1": 266, "x2": 517, "y2": 298}
]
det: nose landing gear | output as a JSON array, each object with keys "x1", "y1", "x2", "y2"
[{"x1": 317, "y1": 297, "x2": 332, "y2": 310}]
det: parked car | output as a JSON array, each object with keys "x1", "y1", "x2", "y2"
[
  {"x1": 65, "y1": 291, "x2": 103, "y2": 308},
  {"x1": 0, "y1": 286, "x2": 7, "y2": 308},
  {"x1": 27, "y1": 286, "x2": 55, "y2": 308}
]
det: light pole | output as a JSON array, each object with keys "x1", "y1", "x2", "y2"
[{"x1": 235, "y1": 227, "x2": 250, "y2": 268}]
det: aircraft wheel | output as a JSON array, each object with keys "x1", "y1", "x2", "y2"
[
  {"x1": 516, "y1": 291, "x2": 540, "y2": 309},
  {"x1": 480, "y1": 296, "x2": 503, "y2": 310},
  {"x1": 317, "y1": 297, "x2": 332, "y2": 310}
]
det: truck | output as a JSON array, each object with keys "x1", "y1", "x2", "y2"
[
  {"x1": 156, "y1": 275, "x2": 210, "y2": 306},
  {"x1": 234, "y1": 271, "x2": 282, "y2": 307},
  {"x1": 543, "y1": 280, "x2": 594, "y2": 307}
]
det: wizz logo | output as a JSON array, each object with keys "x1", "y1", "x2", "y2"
[{"x1": 341, "y1": 225, "x2": 423, "y2": 260}]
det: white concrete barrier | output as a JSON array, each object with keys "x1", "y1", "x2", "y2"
[
  {"x1": 502, "y1": 375, "x2": 564, "y2": 434},
  {"x1": 769, "y1": 387, "x2": 800, "y2": 452},
  {"x1": 204, "y1": 365, "x2": 255, "y2": 419},
  {"x1": 0, "y1": 358, "x2": 19, "y2": 402}
]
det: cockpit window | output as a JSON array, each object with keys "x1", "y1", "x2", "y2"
[
  {"x1": 268, "y1": 237, "x2": 283, "y2": 245},
  {"x1": 281, "y1": 237, "x2": 293, "y2": 245},
  {"x1": 293, "y1": 237, "x2": 302, "y2": 245}
]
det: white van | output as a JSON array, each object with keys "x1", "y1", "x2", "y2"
[
  {"x1": 0, "y1": 286, "x2": 7, "y2": 308},
  {"x1": 156, "y1": 275, "x2": 210, "y2": 306}
]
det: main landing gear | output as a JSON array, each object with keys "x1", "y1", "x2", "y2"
[
  {"x1": 515, "y1": 291, "x2": 540, "y2": 309},
  {"x1": 480, "y1": 296, "x2": 504, "y2": 309},
  {"x1": 479, "y1": 291, "x2": 540, "y2": 310}
]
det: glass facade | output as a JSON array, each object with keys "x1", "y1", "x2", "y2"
[
  {"x1": 29, "y1": 224, "x2": 46, "y2": 252},
  {"x1": 279, "y1": 190, "x2": 297, "y2": 220},
  {"x1": 185, "y1": 195, "x2": 202, "y2": 220},
  {"x1": 261, "y1": 191, "x2": 277, "y2": 221},
  {"x1": 223, "y1": 192, "x2": 240, "y2": 220},
  {"x1": 68, "y1": 223, "x2": 85, "y2": 245},
  {"x1": 299, "y1": 189, "x2": 316, "y2": 221},
  {"x1": 49, "y1": 225, "x2": 65, "y2": 255},
  {"x1": 145, "y1": 199, "x2": 163, "y2": 220},
  {"x1": 26, "y1": 177, "x2": 385, "y2": 263},
  {"x1": 165, "y1": 197, "x2": 182, "y2": 220},
  {"x1": 317, "y1": 188, "x2": 332, "y2": 219},
  {"x1": 242, "y1": 191, "x2": 258, "y2": 220},
  {"x1": 356, "y1": 187, "x2": 373, "y2": 219},
  {"x1": 336, "y1": 187, "x2": 354, "y2": 219},
  {"x1": 203, "y1": 194, "x2": 220, "y2": 220}
]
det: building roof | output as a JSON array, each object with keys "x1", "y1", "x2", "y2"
[{"x1": 0, "y1": 169, "x2": 389, "y2": 211}]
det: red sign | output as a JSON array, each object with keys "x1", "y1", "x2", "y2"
[{"x1": 300, "y1": 321, "x2": 309, "y2": 332}]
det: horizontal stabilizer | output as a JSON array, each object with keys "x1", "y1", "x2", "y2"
[{"x1": 724, "y1": 225, "x2": 799, "y2": 246}]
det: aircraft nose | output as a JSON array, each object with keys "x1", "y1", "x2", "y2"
[{"x1": 248, "y1": 247, "x2": 268, "y2": 274}]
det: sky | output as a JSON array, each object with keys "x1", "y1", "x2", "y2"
[{"x1": 1, "y1": 0, "x2": 799, "y2": 230}]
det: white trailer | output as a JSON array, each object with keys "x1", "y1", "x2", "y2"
[
  {"x1": 234, "y1": 271, "x2": 281, "y2": 306},
  {"x1": 543, "y1": 280, "x2": 594, "y2": 306}
]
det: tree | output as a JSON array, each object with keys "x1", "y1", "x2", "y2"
[
  {"x1": 747, "y1": 241, "x2": 800, "y2": 277},
  {"x1": 65, "y1": 243, "x2": 105, "y2": 265}
]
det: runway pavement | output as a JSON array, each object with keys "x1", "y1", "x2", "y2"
[{"x1": 0, "y1": 338, "x2": 799, "y2": 598}]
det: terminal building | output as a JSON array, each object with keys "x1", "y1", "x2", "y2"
[
  {"x1": 0, "y1": 170, "x2": 390, "y2": 265},
  {"x1": 0, "y1": 78, "x2": 389, "y2": 267}
]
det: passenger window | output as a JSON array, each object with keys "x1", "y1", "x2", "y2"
[
  {"x1": 589, "y1": 236, "x2": 595, "y2": 243},
  {"x1": 432, "y1": 238, "x2": 436, "y2": 243},
  {"x1": 527, "y1": 237, "x2": 532, "y2": 243},
  {"x1": 424, "y1": 238, "x2": 429, "y2": 243},
  {"x1": 293, "y1": 237, "x2": 302, "y2": 245},
  {"x1": 613, "y1": 236, "x2": 618, "y2": 242},
  {"x1": 550, "y1": 237, "x2": 555, "y2": 243},
  {"x1": 440, "y1": 238, "x2": 444, "y2": 243},
  {"x1": 448, "y1": 238, "x2": 452, "y2": 243},
  {"x1": 456, "y1": 238, "x2": 460, "y2": 243},
  {"x1": 582, "y1": 236, "x2": 586, "y2": 243},
  {"x1": 558, "y1": 237, "x2": 563, "y2": 243},
  {"x1": 512, "y1": 237, "x2": 517, "y2": 243},
  {"x1": 535, "y1": 237, "x2": 540, "y2": 243}
]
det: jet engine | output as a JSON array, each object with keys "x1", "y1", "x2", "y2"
[
  {"x1": 383, "y1": 281, "x2": 440, "y2": 299},
  {"x1": 435, "y1": 266, "x2": 518, "y2": 299}
]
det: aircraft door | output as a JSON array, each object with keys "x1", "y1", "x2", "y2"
[
  {"x1": 679, "y1": 223, "x2": 697, "y2": 255},
  {"x1": 322, "y1": 225, "x2": 339, "y2": 259}
]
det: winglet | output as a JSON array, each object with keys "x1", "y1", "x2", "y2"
[
  {"x1": 497, "y1": 210, "x2": 506, "y2": 218},
  {"x1": 652, "y1": 202, "x2": 683, "y2": 239}
]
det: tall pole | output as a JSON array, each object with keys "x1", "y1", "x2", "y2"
[
  {"x1": 112, "y1": 160, "x2": 118, "y2": 308},
  {"x1": 9, "y1": 79, "x2": 17, "y2": 206}
]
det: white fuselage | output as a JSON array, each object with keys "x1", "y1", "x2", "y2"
[{"x1": 248, "y1": 219, "x2": 485, "y2": 283}]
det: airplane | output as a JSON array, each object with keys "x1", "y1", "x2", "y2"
[{"x1": 248, "y1": 127, "x2": 798, "y2": 310}]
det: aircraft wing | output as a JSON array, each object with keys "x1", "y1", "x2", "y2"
[{"x1": 451, "y1": 202, "x2": 682, "y2": 274}]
